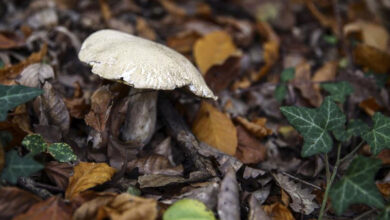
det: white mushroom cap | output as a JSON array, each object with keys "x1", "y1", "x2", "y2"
[{"x1": 79, "y1": 29, "x2": 217, "y2": 100}]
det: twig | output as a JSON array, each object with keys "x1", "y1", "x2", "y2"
[{"x1": 281, "y1": 171, "x2": 322, "y2": 190}]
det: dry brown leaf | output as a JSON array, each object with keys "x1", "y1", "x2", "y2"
[
  {"x1": 11, "y1": 104, "x2": 32, "y2": 134},
  {"x1": 159, "y1": 0, "x2": 187, "y2": 17},
  {"x1": 232, "y1": 76, "x2": 251, "y2": 90},
  {"x1": 377, "y1": 182, "x2": 390, "y2": 198},
  {"x1": 312, "y1": 61, "x2": 338, "y2": 91},
  {"x1": 377, "y1": 149, "x2": 390, "y2": 165},
  {"x1": 45, "y1": 161, "x2": 73, "y2": 190},
  {"x1": 65, "y1": 162, "x2": 116, "y2": 200},
  {"x1": 136, "y1": 17, "x2": 157, "y2": 41},
  {"x1": 16, "y1": 63, "x2": 54, "y2": 88},
  {"x1": 359, "y1": 97, "x2": 382, "y2": 116},
  {"x1": 354, "y1": 43, "x2": 390, "y2": 73},
  {"x1": 13, "y1": 196, "x2": 72, "y2": 220},
  {"x1": 263, "y1": 203, "x2": 295, "y2": 220},
  {"x1": 235, "y1": 125, "x2": 267, "y2": 164},
  {"x1": 0, "y1": 187, "x2": 41, "y2": 220},
  {"x1": 96, "y1": 194, "x2": 157, "y2": 220},
  {"x1": 292, "y1": 62, "x2": 323, "y2": 107},
  {"x1": 192, "y1": 102, "x2": 237, "y2": 155},
  {"x1": 204, "y1": 56, "x2": 242, "y2": 94},
  {"x1": 0, "y1": 32, "x2": 24, "y2": 49},
  {"x1": 344, "y1": 21, "x2": 389, "y2": 51},
  {"x1": 304, "y1": 0, "x2": 338, "y2": 34},
  {"x1": 99, "y1": 0, "x2": 112, "y2": 22},
  {"x1": 252, "y1": 21, "x2": 280, "y2": 82},
  {"x1": 64, "y1": 82, "x2": 89, "y2": 119},
  {"x1": 235, "y1": 116, "x2": 272, "y2": 139},
  {"x1": 73, "y1": 192, "x2": 117, "y2": 220},
  {"x1": 85, "y1": 86, "x2": 113, "y2": 132},
  {"x1": 193, "y1": 31, "x2": 239, "y2": 74},
  {"x1": 127, "y1": 154, "x2": 183, "y2": 176},
  {"x1": 0, "y1": 44, "x2": 47, "y2": 85},
  {"x1": 166, "y1": 31, "x2": 201, "y2": 54}
]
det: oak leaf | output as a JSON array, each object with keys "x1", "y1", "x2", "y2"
[
  {"x1": 192, "y1": 102, "x2": 237, "y2": 155},
  {"x1": 193, "y1": 31, "x2": 239, "y2": 74},
  {"x1": 65, "y1": 162, "x2": 116, "y2": 199}
]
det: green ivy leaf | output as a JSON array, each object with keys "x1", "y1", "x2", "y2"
[
  {"x1": 0, "y1": 85, "x2": 42, "y2": 121},
  {"x1": 329, "y1": 156, "x2": 384, "y2": 215},
  {"x1": 163, "y1": 199, "x2": 216, "y2": 220},
  {"x1": 280, "y1": 67, "x2": 295, "y2": 82},
  {"x1": 0, "y1": 131, "x2": 12, "y2": 147},
  {"x1": 379, "y1": 206, "x2": 390, "y2": 220},
  {"x1": 274, "y1": 84, "x2": 287, "y2": 103},
  {"x1": 321, "y1": 81, "x2": 354, "y2": 103},
  {"x1": 280, "y1": 97, "x2": 345, "y2": 157},
  {"x1": 1, "y1": 150, "x2": 44, "y2": 184},
  {"x1": 22, "y1": 134, "x2": 48, "y2": 155},
  {"x1": 347, "y1": 119, "x2": 370, "y2": 137},
  {"x1": 362, "y1": 112, "x2": 390, "y2": 155},
  {"x1": 47, "y1": 143, "x2": 77, "y2": 162}
]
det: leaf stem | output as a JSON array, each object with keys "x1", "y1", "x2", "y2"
[
  {"x1": 319, "y1": 143, "x2": 342, "y2": 220},
  {"x1": 340, "y1": 140, "x2": 365, "y2": 164}
]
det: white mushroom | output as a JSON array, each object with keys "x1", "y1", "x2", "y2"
[{"x1": 79, "y1": 29, "x2": 216, "y2": 146}]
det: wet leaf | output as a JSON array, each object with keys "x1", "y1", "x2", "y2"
[
  {"x1": 280, "y1": 97, "x2": 346, "y2": 157},
  {"x1": 163, "y1": 199, "x2": 216, "y2": 220},
  {"x1": 13, "y1": 196, "x2": 72, "y2": 220},
  {"x1": 329, "y1": 156, "x2": 384, "y2": 215},
  {"x1": 218, "y1": 168, "x2": 239, "y2": 220},
  {"x1": 192, "y1": 102, "x2": 237, "y2": 155},
  {"x1": 48, "y1": 143, "x2": 77, "y2": 162},
  {"x1": 362, "y1": 112, "x2": 390, "y2": 155},
  {"x1": 321, "y1": 81, "x2": 354, "y2": 103},
  {"x1": 0, "y1": 187, "x2": 41, "y2": 220},
  {"x1": 273, "y1": 173, "x2": 318, "y2": 214},
  {"x1": 65, "y1": 162, "x2": 116, "y2": 199},
  {"x1": 1, "y1": 150, "x2": 44, "y2": 184},
  {"x1": 194, "y1": 31, "x2": 239, "y2": 74},
  {"x1": 0, "y1": 84, "x2": 42, "y2": 121}
]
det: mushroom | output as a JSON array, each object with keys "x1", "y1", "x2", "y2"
[{"x1": 79, "y1": 29, "x2": 216, "y2": 147}]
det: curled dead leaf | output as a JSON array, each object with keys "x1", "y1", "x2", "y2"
[
  {"x1": 292, "y1": 62, "x2": 323, "y2": 107},
  {"x1": 194, "y1": 31, "x2": 240, "y2": 74},
  {"x1": 359, "y1": 97, "x2": 382, "y2": 116},
  {"x1": 65, "y1": 162, "x2": 116, "y2": 200},
  {"x1": 85, "y1": 86, "x2": 113, "y2": 132},
  {"x1": 127, "y1": 154, "x2": 183, "y2": 176},
  {"x1": 312, "y1": 61, "x2": 338, "y2": 91},
  {"x1": 192, "y1": 102, "x2": 237, "y2": 155},
  {"x1": 44, "y1": 161, "x2": 73, "y2": 190},
  {"x1": 235, "y1": 116, "x2": 272, "y2": 139},
  {"x1": 377, "y1": 182, "x2": 390, "y2": 198}
]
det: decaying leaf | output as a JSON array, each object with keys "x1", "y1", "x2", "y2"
[
  {"x1": 193, "y1": 31, "x2": 240, "y2": 74},
  {"x1": 127, "y1": 154, "x2": 183, "y2": 176},
  {"x1": 13, "y1": 196, "x2": 72, "y2": 220},
  {"x1": 235, "y1": 125, "x2": 267, "y2": 164},
  {"x1": 218, "y1": 167, "x2": 240, "y2": 220},
  {"x1": 85, "y1": 86, "x2": 113, "y2": 132},
  {"x1": 65, "y1": 162, "x2": 116, "y2": 199},
  {"x1": 263, "y1": 202, "x2": 295, "y2": 220},
  {"x1": 248, "y1": 194, "x2": 271, "y2": 220},
  {"x1": 192, "y1": 102, "x2": 237, "y2": 155},
  {"x1": 292, "y1": 61, "x2": 323, "y2": 107},
  {"x1": 273, "y1": 173, "x2": 319, "y2": 215},
  {"x1": 44, "y1": 161, "x2": 73, "y2": 190},
  {"x1": 0, "y1": 187, "x2": 41, "y2": 220},
  {"x1": 235, "y1": 116, "x2": 272, "y2": 139},
  {"x1": 359, "y1": 97, "x2": 382, "y2": 116},
  {"x1": 73, "y1": 193, "x2": 157, "y2": 220},
  {"x1": 377, "y1": 182, "x2": 390, "y2": 198},
  {"x1": 16, "y1": 63, "x2": 54, "y2": 88},
  {"x1": 304, "y1": 0, "x2": 338, "y2": 34}
]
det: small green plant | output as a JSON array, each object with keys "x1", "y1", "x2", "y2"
[
  {"x1": 280, "y1": 81, "x2": 390, "y2": 219},
  {"x1": 1, "y1": 134, "x2": 77, "y2": 184}
]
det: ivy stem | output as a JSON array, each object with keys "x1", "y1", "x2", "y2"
[
  {"x1": 340, "y1": 140, "x2": 365, "y2": 164},
  {"x1": 319, "y1": 143, "x2": 342, "y2": 220}
]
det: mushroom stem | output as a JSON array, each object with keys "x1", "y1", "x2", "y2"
[{"x1": 121, "y1": 88, "x2": 157, "y2": 147}]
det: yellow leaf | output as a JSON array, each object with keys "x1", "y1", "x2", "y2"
[
  {"x1": 65, "y1": 162, "x2": 116, "y2": 200},
  {"x1": 192, "y1": 102, "x2": 237, "y2": 155},
  {"x1": 193, "y1": 31, "x2": 239, "y2": 74}
]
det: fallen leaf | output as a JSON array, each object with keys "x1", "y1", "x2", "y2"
[
  {"x1": 84, "y1": 86, "x2": 113, "y2": 132},
  {"x1": 344, "y1": 21, "x2": 389, "y2": 51},
  {"x1": 263, "y1": 203, "x2": 295, "y2": 220},
  {"x1": 12, "y1": 104, "x2": 33, "y2": 134},
  {"x1": 44, "y1": 161, "x2": 73, "y2": 190},
  {"x1": 354, "y1": 43, "x2": 390, "y2": 73},
  {"x1": 99, "y1": 0, "x2": 112, "y2": 22},
  {"x1": 127, "y1": 154, "x2": 183, "y2": 176},
  {"x1": 235, "y1": 116, "x2": 272, "y2": 139},
  {"x1": 192, "y1": 102, "x2": 237, "y2": 155},
  {"x1": 166, "y1": 31, "x2": 201, "y2": 54},
  {"x1": 377, "y1": 182, "x2": 390, "y2": 198},
  {"x1": 72, "y1": 192, "x2": 117, "y2": 220},
  {"x1": 235, "y1": 125, "x2": 267, "y2": 164},
  {"x1": 64, "y1": 82, "x2": 89, "y2": 119},
  {"x1": 204, "y1": 56, "x2": 242, "y2": 94},
  {"x1": 163, "y1": 199, "x2": 216, "y2": 220},
  {"x1": 312, "y1": 61, "x2": 338, "y2": 91},
  {"x1": 304, "y1": 0, "x2": 338, "y2": 34},
  {"x1": 13, "y1": 196, "x2": 72, "y2": 220},
  {"x1": 377, "y1": 149, "x2": 390, "y2": 165},
  {"x1": 136, "y1": 17, "x2": 157, "y2": 41},
  {"x1": 160, "y1": 0, "x2": 187, "y2": 17},
  {"x1": 359, "y1": 97, "x2": 382, "y2": 116},
  {"x1": 0, "y1": 44, "x2": 47, "y2": 85},
  {"x1": 218, "y1": 167, "x2": 240, "y2": 220},
  {"x1": 0, "y1": 31, "x2": 24, "y2": 49},
  {"x1": 193, "y1": 31, "x2": 239, "y2": 74},
  {"x1": 0, "y1": 187, "x2": 41, "y2": 220},
  {"x1": 16, "y1": 63, "x2": 54, "y2": 88},
  {"x1": 248, "y1": 194, "x2": 271, "y2": 220},
  {"x1": 292, "y1": 62, "x2": 323, "y2": 107},
  {"x1": 65, "y1": 162, "x2": 116, "y2": 199},
  {"x1": 273, "y1": 173, "x2": 319, "y2": 215}
]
